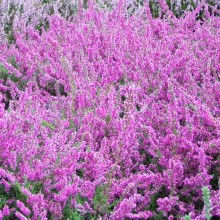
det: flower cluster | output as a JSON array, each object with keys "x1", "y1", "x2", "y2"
[{"x1": 0, "y1": 0, "x2": 220, "y2": 219}]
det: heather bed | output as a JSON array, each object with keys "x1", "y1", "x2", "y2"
[{"x1": 0, "y1": 1, "x2": 220, "y2": 220}]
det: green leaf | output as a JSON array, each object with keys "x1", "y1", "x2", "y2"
[
  {"x1": 184, "y1": 214, "x2": 191, "y2": 220},
  {"x1": 0, "y1": 64, "x2": 8, "y2": 76},
  {"x1": 8, "y1": 182, "x2": 28, "y2": 203},
  {"x1": 8, "y1": 56, "x2": 18, "y2": 69},
  {"x1": 76, "y1": 194, "x2": 88, "y2": 205},
  {"x1": 41, "y1": 120, "x2": 55, "y2": 130},
  {"x1": 202, "y1": 187, "x2": 211, "y2": 220},
  {"x1": 62, "y1": 197, "x2": 83, "y2": 220}
]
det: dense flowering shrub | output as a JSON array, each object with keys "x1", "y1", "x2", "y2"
[
  {"x1": 0, "y1": 0, "x2": 220, "y2": 219},
  {"x1": 0, "y1": 0, "x2": 220, "y2": 44}
]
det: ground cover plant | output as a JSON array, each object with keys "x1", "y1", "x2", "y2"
[{"x1": 0, "y1": 0, "x2": 220, "y2": 219}]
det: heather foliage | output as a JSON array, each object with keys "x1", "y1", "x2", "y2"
[{"x1": 0, "y1": 0, "x2": 220, "y2": 219}]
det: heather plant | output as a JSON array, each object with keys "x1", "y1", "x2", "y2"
[
  {"x1": 0, "y1": 0, "x2": 220, "y2": 219},
  {"x1": 1, "y1": 0, "x2": 220, "y2": 44}
]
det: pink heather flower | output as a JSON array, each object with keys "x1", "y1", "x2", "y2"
[
  {"x1": 21, "y1": 187, "x2": 32, "y2": 197},
  {"x1": 157, "y1": 196, "x2": 179, "y2": 215},
  {"x1": 83, "y1": 202, "x2": 96, "y2": 214},
  {"x1": 110, "y1": 197, "x2": 136, "y2": 219},
  {"x1": 7, "y1": 198, "x2": 16, "y2": 205},
  {"x1": 170, "y1": 215, "x2": 178, "y2": 220},
  {"x1": 2, "y1": 205, "x2": 10, "y2": 216},
  {"x1": 126, "y1": 211, "x2": 153, "y2": 219},
  {"x1": 0, "y1": 179, "x2": 11, "y2": 192},
  {"x1": 17, "y1": 200, "x2": 31, "y2": 216},
  {"x1": 15, "y1": 211, "x2": 28, "y2": 220},
  {"x1": 0, "y1": 211, "x2": 3, "y2": 220}
]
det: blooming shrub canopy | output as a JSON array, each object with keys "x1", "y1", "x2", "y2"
[{"x1": 0, "y1": 0, "x2": 220, "y2": 219}]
